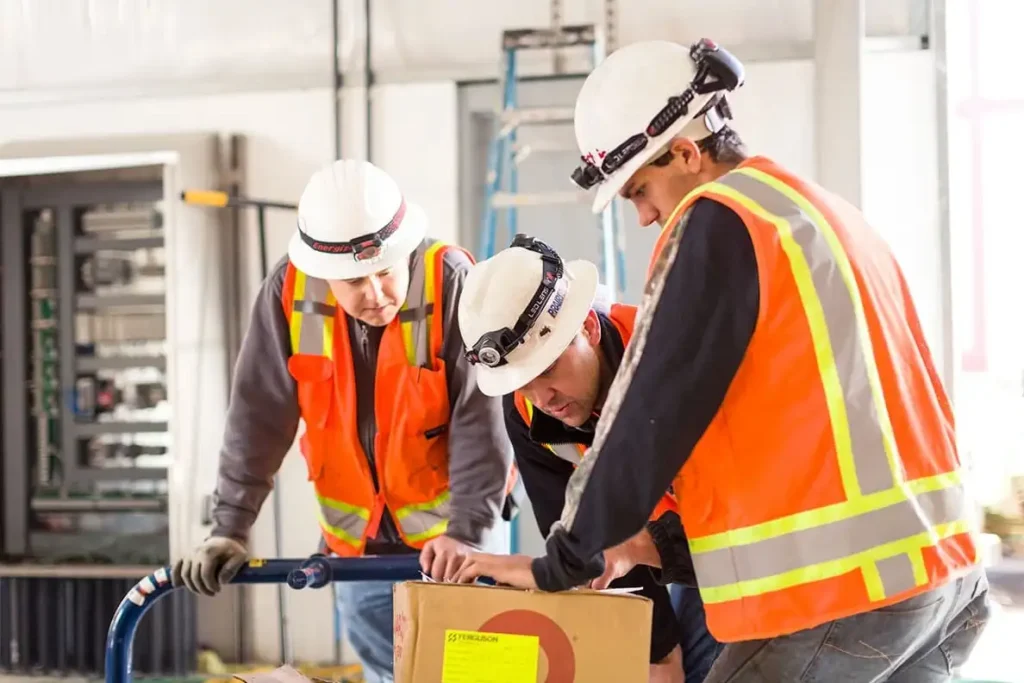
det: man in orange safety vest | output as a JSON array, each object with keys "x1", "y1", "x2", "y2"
[{"x1": 456, "y1": 39, "x2": 990, "y2": 682}]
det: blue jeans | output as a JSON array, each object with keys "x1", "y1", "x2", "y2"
[
  {"x1": 671, "y1": 583, "x2": 725, "y2": 682},
  {"x1": 702, "y1": 568, "x2": 990, "y2": 682},
  {"x1": 336, "y1": 580, "x2": 397, "y2": 683}
]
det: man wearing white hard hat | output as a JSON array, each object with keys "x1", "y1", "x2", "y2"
[
  {"x1": 457, "y1": 235, "x2": 723, "y2": 683},
  {"x1": 458, "y1": 39, "x2": 989, "y2": 681},
  {"x1": 172, "y1": 160, "x2": 514, "y2": 682}
]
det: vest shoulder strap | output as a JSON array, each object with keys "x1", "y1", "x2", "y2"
[
  {"x1": 399, "y1": 240, "x2": 474, "y2": 368},
  {"x1": 282, "y1": 261, "x2": 338, "y2": 358}
]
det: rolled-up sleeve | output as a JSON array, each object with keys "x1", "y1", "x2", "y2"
[
  {"x1": 531, "y1": 198, "x2": 761, "y2": 591},
  {"x1": 439, "y1": 249, "x2": 515, "y2": 548},
  {"x1": 212, "y1": 257, "x2": 301, "y2": 542}
]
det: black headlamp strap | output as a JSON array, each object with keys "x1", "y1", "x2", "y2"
[
  {"x1": 465, "y1": 236, "x2": 565, "y2": 367},
  {"x1": 297, "y1": 198, "x2": 407, "y2": 257}
]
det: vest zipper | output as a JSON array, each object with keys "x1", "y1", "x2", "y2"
[{"x1": 363, "y1": 432, "x2": 388, "y2": 540}]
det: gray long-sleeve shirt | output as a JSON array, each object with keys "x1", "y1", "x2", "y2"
[{"x1": 210, "y1": 239, "x2": 513, "y2": 552}]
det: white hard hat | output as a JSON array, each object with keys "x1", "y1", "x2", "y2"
[
  {"x1": 571, "y1": 39, "x2": 744, "y2": 213},
  {"x1": 458, "y1": 236, "x2": 599, "y2": 397},
  {"x1": 288, "y1": 159, "x2": 428, "y2": 279}
]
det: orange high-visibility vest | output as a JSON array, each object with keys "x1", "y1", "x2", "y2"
[
  {"x1": 281, "y1": 239, "x2": 468, "y2": 556},
  {"x1": 646, "y1": 156, "x2": 977, "y2": 642},
  {"x1": 513, "y1": 303, "x2": 677, "y2": 522}
]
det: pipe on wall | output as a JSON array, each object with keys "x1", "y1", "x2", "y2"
[
  {"x1": 332, "y1": 0, "x2": 342, "y2": 161},
  {"x1": 364, "y1": 0, "x2": 373, "y2": 162}
]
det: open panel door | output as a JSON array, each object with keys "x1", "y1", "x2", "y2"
[{"x1": 0, "y1": 133, "x2": 246, "y2": 661}]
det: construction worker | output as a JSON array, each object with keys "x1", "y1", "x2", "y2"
[
  {"x1": 172, "y1": 160, "x2": 513, "y2": 683},
  {"x1": 455, "y1": 39, "x2": 990, "y2": 681},
  {"x1": 457, "y1": 235, "x2": 722, "y2": 683}
]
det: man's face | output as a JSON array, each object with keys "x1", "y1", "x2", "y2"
[
  {"x1": 620, "y1": 138, "x2": 706, "y2": 228},
  {"x1": 328, "y1": 257, "x2": 410, "y2": 327},
  {"x1": 519, "y1": 311, "x2": 603, "y2": 428}
]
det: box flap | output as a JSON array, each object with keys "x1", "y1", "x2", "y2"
[{"x1": 234, "y1": 665, "x2": 316, "y2": 683}]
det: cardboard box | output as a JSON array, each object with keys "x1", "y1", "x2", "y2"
[
  {"x1": 393, "y1": 581, "x2": 652, "y2": 683},
  {"x1": 233, "y1": 666, "x2": 326, "y2": 683}
]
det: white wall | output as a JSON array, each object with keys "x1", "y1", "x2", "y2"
[{"x1": 0, "y1": 0, "x2": 919, "y2": 91}]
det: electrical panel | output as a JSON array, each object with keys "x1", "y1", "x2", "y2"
[{"x1": 5, "y1": 181, "x2": 171, "y2": 565}]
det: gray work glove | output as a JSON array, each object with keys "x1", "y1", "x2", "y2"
[{"x1": 171, "y1": 536, "x2": 247, "y2": 596}]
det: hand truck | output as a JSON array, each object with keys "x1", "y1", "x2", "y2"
[{"x1": 104, "y1": 555, "x2": 423, "y2": 683}]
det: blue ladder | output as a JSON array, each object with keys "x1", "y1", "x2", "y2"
[{"x1": 479, "y1": 24, "x2": 628, "y2": 298}]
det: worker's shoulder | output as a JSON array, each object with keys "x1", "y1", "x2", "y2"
[
  {"x1": 688, "y1": 195, "x2": 743, "y2": 223},
  {"x1": 266, "y1": 255, "x2": 291, "y2": 295},
  {"x1": 423, "y1": 237, "x2": 475, "y2": 276}
]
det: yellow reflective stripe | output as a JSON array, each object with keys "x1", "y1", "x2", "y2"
[
  {"x1": 322, "y1": 287, "x2": 336, "y2": 360},
  {"x1": 317, "y1": 510, "x2": 364, "y2": 547},
  {"x1": 401, "y1": 320, "x2": 417, "y2": 365},
  {"x1": 315, "y1": 494, "x2": 371, "y2": 547},
  {"x1": 736, "y1": 167, "x2": 903, "y2": 490},
  {"x1": 693, "y1": 481, "x2": 966, "y2": 593},
  {"x1": 689, "y1": 470, "x2": 961, "y2": 554},
  {"x1": 290, "y1": 270, "x2": 307, "y2": 353},
  {"x1": 317, "y1": 493, "x2": 372, "y2": 519},
  {"x1": 395, "y1": 490, "x2": 451, "y2": 543},
  {"x1": 399, "y1": 241, "x2": 445, "y2": 367},
  {"x1": 394, "y1": 490, "x2": 451, "y2": 519},
  {"x1": 422, "y1": 242, "x2": 445, "y2": 358},
  {"x1": 404, "y1": 519, "x2": 450, "y2": 544},
  {"x1": 698, "y1": 520, "x2": 969, "y2": 605},
  {"x1": 701, "y1": 180, "x2": 861, "y2": 499}
]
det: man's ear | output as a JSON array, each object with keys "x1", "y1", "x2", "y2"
[
  {"x1": 669, "y1": 136, "x2": 702, "y2": 174},
  {"x1": 582, "y1": 309, "x2": 602, "y2": 346}
]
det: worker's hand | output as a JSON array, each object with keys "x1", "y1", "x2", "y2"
[
  {"x1": 590, "y1": 528, "x2": 660, "y2": 590},
  {"x1": 649, "y1": 645, "x2": 684, "y2": 683},
  {"x1": 419, "y1": 535, "x2": 474, "y2": 582},
  {"x1": 171, "y1": 536, "x2": 247, "y2": 597},
  {"x1": 453, "y1": 553, "x2": 537, "y2": 589}
]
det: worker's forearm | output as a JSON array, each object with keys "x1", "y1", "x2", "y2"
[{"x1": 211, "y1": 258, "x2": 300, "y2": 542}]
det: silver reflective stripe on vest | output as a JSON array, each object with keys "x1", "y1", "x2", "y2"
[
  {"x1": 548, "y1": 442, "x2": 583, "y2": 466},
  {"x1": 400, "y1": 243, "x2": 434, "y2": 368},
  {"x1": 717, "y1": 170, "x2": 898, "y2": 497},
  {"x1": 317, "y1": 495, "x2": 370, "y2": 547},
  {"x1": 396, "y1": 497, "x2": 451, "y2": 542},
  {"x1": 293, "y1": 277, "x2": 334, "y2": 355},
  {"x1": 692, "y1": 483, "x2": 969, "y2": 597}
]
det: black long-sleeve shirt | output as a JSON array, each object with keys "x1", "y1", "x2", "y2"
[
  {"x1": 531, "y1": 197, "x2": 761, "y2": 592},
  {"x1": 502, "y1": 307, "x2": 680, "y2": 662}
]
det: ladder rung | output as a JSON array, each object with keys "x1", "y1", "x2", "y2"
[
  {"x1": 491, "y1": 191, "x2": 588, "y2": 208},
  {"x1": 512, "y1": 141, "x2": 578, "y2": 165},
  {"x1": 499, "y1": 107, "x2": 575, "y2": 135},
  {"x1": 503, "y1": 25, "x2": 597, "y2": 51},
  {"x1": 512, "y1": 141, "x2": 576, "y2": 154}
]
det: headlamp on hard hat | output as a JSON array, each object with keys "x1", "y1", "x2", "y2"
[
  {"x1": 570, "y1": 38, "x2": 746, "y2": 191},
  {"x1": 465, "y1": 234, "x2": 565, "y2": 368},
  {"x1": 297, "y1": 199, "x2": 407, "y2": 263}
]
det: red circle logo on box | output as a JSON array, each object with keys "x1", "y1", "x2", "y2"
[{"x1": 479, "y1": 610, "x2": 575, "y2": 682}]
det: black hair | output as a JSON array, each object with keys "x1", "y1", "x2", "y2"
[{"x1": 649, "y1": 125, "x2": 748, "y2": 167}]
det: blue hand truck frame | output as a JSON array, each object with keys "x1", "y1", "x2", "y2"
[{"x1": 104, "y1": 555, "x2": 423, "y2": 683}]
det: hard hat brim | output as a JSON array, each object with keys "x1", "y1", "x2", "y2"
[
  {"x1": 286, "y1": 201, "x2": 428, "y2": 280},
  {"x1": 473, "y1": 259, "x2": 600, "y2": 398}
]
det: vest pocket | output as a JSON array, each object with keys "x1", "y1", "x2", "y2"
[{"x1": 287, "y1": 354, "x2": 335, "y2": 480}]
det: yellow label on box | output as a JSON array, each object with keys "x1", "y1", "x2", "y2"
[{"x1": 441, "y1": 629, "x2": 539, "y2": 683}]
